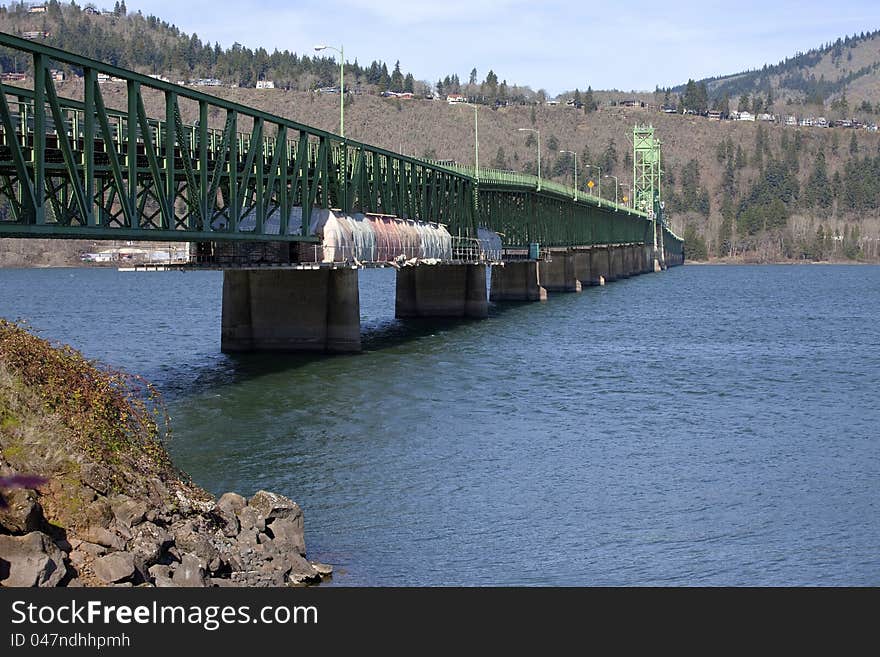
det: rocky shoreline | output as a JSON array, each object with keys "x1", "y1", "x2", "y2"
[
  {"x1": 0, "y1": 319, "x2": 331, "y2": 587},
  {"x1": 0, "y1": 486, "x2": 331, "y2": 587}
]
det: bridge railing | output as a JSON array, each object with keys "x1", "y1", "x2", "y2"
[{"x1": 0, "y1": 33, "x2": 479, "y2": 242}]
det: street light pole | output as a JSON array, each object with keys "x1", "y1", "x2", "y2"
[
  {"x1": 314, "y1": 44, "x2": 344, "y2": 137},
  {"x1": 473, "y1": 104, "x2": 479, "y2": 178},
  {"x1": 560, "y1": 150, "x2": 578, "y2": 201},
  {"x1": 604, "y1": 175, "x2": 619, "y2": 206},
  {"x1": 517, "y1": 127, "x2": 541, "y2": 191}
]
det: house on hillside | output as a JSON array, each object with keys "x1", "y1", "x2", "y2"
[
  {"x1": 446, "y1": 94, "x2": 466, "y2": 104},
  {"x1": 707, "y1": 110, "x2": 722, "y2": 121},
  {"x1": 28, "y1": 5, "x2": 46, "y2": 13},
  {"x1": 784, "y1": 115, "x2": 797, "y2": 126},
  {"x1": 757, "y1": 113, "x2": 775, "y2": 122},
  {"x1": 256, "y1": 80, "x2": 275, "y2": 89},
  {"x1": 736, "y1": 111, "x2": 756, "y2": 121}
]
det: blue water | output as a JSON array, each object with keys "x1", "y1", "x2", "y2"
[{"x1": 1, "y1": 264, "x2": 878, "y2": 585}]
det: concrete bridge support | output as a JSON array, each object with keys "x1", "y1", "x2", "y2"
[
  {"x1": 489, "y1": 261, "x2": 547, "y2": 302},
  {"x1": 221, "y1": 268, "x2": 361, "y2": 353},
  {"x1": 538, "y1": 252, "x2": 582, "y2": 293},
  {"x1": 608, "y1": 247, "x2": 623, "y2": 282},
  {"x1": 396, "y1": 264, "x2": 488, "y2": 318},
  {"x1": 620, "y1": 246, "x2": 633, "y2": 278},
  {"x1": 573, "y1": 251, "x2": 593, "y2": 286},
  {"x1": 591, "y1": 247, "x2": 610, "y2": 284}
]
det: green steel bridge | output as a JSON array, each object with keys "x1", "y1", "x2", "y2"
[{"x1": 0, "y1": 34, "x2": 683, "y2": 261}]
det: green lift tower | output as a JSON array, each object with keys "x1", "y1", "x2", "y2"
[{"x1": 632, "y1": 124, "x2": 666, "y2": 270}]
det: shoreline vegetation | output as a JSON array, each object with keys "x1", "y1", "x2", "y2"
[{"x1": 0, "y1": 320, "x2": 331, "y2": 587}]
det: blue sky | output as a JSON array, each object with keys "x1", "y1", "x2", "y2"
[{"x1": 125, "y1": 1, "x2": 880, "y2": 94}]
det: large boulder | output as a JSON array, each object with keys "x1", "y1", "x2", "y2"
[
  {"x1": 0, "y1": 532, "x2": 67, "y2": 587},
  {"x1": 127, "y1": 522, "x2": 171, "y2": 566},
  {"x1": 248, "y1": 491, "x2": 303, "y2": 524},
  {"x1": 92, "y1": 552, "x2": 136, "y2": 584},
  {"x1": 0, "y1": 488, "x2": 44, "y2": 534},
  {"x1": 110, "y1": 496, "x2": 147, "y2": 530},
  {"x1": 173, "y1": 553, "x2": 207, "y2": 587},
  {"x1": 266, "y1": 517, "x2": 306, "y2": 557}
]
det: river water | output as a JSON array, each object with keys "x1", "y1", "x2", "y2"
[{"x1": 0, "y1": 264, "x2": 877, "y2": 585}]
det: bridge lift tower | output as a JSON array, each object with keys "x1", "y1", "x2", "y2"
[{"x1": 632, "y1": 124, "x2": 665, "y2": 270}]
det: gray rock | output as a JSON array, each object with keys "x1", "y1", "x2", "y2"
[
  {"x1": 83, "y1": 527, "x2": 126, "y2": 551},
  {"x1": 110, "y1": 496, "x2": 147, "y2": 529},
  {"x1": 0, "y1": 488, "x2": 44, "y2": 533},
  {"x1": 153, "y1": 575, "x2": 175, "y2": 587},
  {"x1": 236, "y1": 506, "x2": 264, "y2": 533},
  {"x1": 173, "y1": 523, "x2": 219, "y2": 564},
  {"x1": 0, "y1": 532, "x2": 67, "y2": 587},
  {"x1": 92, "y1": 552, "x2": 136, "y2": 584},
  {"x1": 148, "y1": 564, "x2": 172, "y2": 580},
  {"x1": 217, "y1": 492, "x2": 247, "y2": 515},
  {"x1": 68, "y1": 550, "x2": 88, "y2": 569},
  {"x1": 311, "y1": 562, "x2": 333, "y2": 577},
  {"x1": 266, "y1": 517, "x2": 306, "y2": 557},
  {"x1": 128, "y1": 522, "x2": 171, "y2": 566},
  {"x1": 248, "y1": 491, "x2": 303, "y2": 524},
  {"x1": 77, "y1": 541, "x2": 107, "y2": 557},
  {"x1": 174, "y1": 553, "x2": 207, "y2": 587},
  {"x1": 282, "y1": 553, "x2": 319, "y2": 585}
]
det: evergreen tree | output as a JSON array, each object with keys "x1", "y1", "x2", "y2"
[
  {"x1": 849, "y1": 132, "x2": 858, "y2": 155},
  {"x1": 583, "y1": 86, "x2": 597, "y2": 113},
  {"x1": 805, "y1": 151, "x2": 832, "y2": 209},
  {"x1": 390, "y1": 60, "x2": 404, "y2": 92}
]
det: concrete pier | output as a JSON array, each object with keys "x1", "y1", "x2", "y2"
[
  {"x1": 591, "y1": 247, "x2": 611, "y2": 284},
  {"x1": 608, "y1": 247, "x2": 622, "y2": 282},
  {"x1": 221, "y1": 268, "x2": 361, "y2": 353},
  {"x1": 396, "y1": 264, "x2": 488, "y2": 318},
  {"x1": 573, "y1": 251, "x2": 593, "y2": 286},
  {"x1": 489, "y1": 261, "x2": 547, "y2": 302},
  {"x1": 538, "y1": 251, "x2": 582, "y2": 293}
]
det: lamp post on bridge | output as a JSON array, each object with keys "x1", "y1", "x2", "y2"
[
  {"x1": 314, "y1": 44, "x2": 344, "y2": 137},
  {"x1": 471, "y1": 104, "x2": 479, "y2": 178},
  {"x1": 517, "y1": 128, "x2": 541, "y2": 191},
  {"x1": 604, "y1": 174, "x2": 619, "y2": 206},
  {"x1": 584, "y1": 164, "x2": 601, "y2": 206},
  {"x1": 619, "y1": 182, "x2": 631, "y2": 207},
  {"x1": 559, "y1": 150, "x2": 578, "y2": 201}
]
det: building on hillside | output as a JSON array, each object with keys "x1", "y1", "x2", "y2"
[
  {"x1": 50, "y1": 69, "x2": 65, "y2": 82},
  {"x1": 1, "y1": 73, "x2": 27, "y2": 81},
  {"x1": 736, "y1": 111, "x2": 756, "y2": 122},
  {"x1": 256, "y1": 80, "x2": 275, "y2": 89},
  {"x1": 148, "y1": 74, "x2": 170, "y2": 83},
  {"x1": 707, "y1": 110, "x2": 722, "y2": 121},
  {"x1": 22, "y1": 31, "x2": 50, "y2": 40},
  {"x1": 446, "y1": 94, "x2": 467, "y2": 104},
  {"x1": 757, "y1": 113, "x2": 775, "y2": 122},
  {"x1": 28, "y1": 5, "x2": 46, "y2": 13},
  {"x1": 620, "y1": 99, "x2": 644, "y2": 108},
  {"x1": 816, "y1": 117, "x2": 828, "y2": 128},
  {"x1": 545, "y1": 99, "x2": 559, "y2": 106},
  {"x1": 660, "y1": 105, "x2": 677, "y2": 113},
  {"x1": 193, "y1": 78, "x2": 223, "y2": 87},
  {"x1": 784, "y1": 115, "x2": 797, "y2": 126}
]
